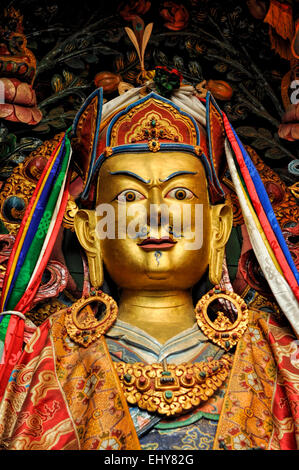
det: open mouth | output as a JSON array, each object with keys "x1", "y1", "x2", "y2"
[{"x1": 137, "y1": 237, "x2": 177, "y2": 251}]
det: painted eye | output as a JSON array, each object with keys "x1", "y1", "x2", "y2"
[
  {"x1": 165, "y1": 187, "x2": 194, "y2": 200},
  {"x1": 116, "y1": 189, "x2": 145, "y2": 203}
]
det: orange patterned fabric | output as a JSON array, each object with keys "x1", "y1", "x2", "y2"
[
  {"x1": 268, "y1": 314, "x2": 299, "y2": 449},
  {"x1": 214, "y1": 308, "x2": 299, "y2": 450},
  {"x1": 0, "y1": 310, "x2": 140, "y2": 450},
  {"x1": 52, "y1": 310, "x2": 140, "y2": 450}
]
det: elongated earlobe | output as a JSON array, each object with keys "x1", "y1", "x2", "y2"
[
  {"x1": 209, "y1": 203, "x2": 233, "y2": 285},
  {"x1": 74, "y1": 209, "x2": 103, "y2": 288}
]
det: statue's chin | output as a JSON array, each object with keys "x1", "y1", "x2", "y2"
[{"x1": 146, "y1": 272, "x2": 169, "y2": 280}]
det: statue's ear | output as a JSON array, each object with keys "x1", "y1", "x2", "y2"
[
  {"x1": 209, "y1": 203, "x2": 233, "y2": 285},
  {"x1": 74, "y1": 209, "x2": 103, "y2": 288}
]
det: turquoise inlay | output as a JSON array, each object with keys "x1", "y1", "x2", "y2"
[{"x1": 155, "y1": 411, "x2": 219, "y2": 430}]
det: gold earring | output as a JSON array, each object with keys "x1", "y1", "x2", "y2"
[
  {"x1": 208, "y1": 204, "x2": 233, "y2": 285},
  {"x1": 65, "y1": 289, "x2": 118, "y2": 347},
  {"x1": 195, "y1": 286, "x2": 248, "y2": 351}
]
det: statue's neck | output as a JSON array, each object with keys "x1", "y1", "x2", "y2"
[{"x1": 118, "y1": 289, "x2": 195, "y2": 344}]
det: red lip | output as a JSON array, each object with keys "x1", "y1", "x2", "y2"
[{"x1": 138, "y1": 237, "x2": 177, "y2": 251}]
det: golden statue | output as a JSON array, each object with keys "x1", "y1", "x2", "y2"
[{"x1": 0, "y1": 75, "x2": 298, "y2": 451}]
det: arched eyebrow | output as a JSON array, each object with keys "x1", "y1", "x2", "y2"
[
  {"x1": 159, "y1": 171, "x2": 197, "y2": 182},
  {"x1": 109, "y1": 171, "x2": 150, "y2": 184},
  {"x1": 108, "y1": 170, "x2": 198, "y2": 185}
]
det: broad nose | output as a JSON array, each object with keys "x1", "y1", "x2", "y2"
[{"x1": 147, "y1": 187, "x2": 164, "y2": 227}]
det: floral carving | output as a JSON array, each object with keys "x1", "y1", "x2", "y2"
[
  {"x1": 119, "y1": 0, "x2": 151, "y2": 21},
  {"x1": 160, "y1": 2, "x2": 189, "y2": 31}
]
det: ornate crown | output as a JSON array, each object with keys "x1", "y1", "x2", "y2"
[{"x1": 71, "y1": 89, "x2": 226, "y2": 204}]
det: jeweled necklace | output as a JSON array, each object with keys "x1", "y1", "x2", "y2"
[{"x1": 65, "y1": 286, "x2": 248, "y2": 418}]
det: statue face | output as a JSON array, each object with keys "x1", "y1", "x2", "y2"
[{"x1": 96, "y1": 151, "x2": 213, "y2": 290}]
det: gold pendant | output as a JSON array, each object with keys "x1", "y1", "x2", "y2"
[
  {"x1": 65, "y1": 289, "x2": 118, "y2": 347},
  {"x1": 115, "y1": 355, "x2": 232, "y2": 418},
  {"x1": 195, "y1": 286, "x2": 249, "y2": 351}
]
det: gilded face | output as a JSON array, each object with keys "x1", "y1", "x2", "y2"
[{"x1": 96, "y1": 152, "x2": 213, "y2": 290}]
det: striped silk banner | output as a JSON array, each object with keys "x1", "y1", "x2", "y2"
[{"x1": 0, "y1": 130, "x2": 72, "y2": 399}]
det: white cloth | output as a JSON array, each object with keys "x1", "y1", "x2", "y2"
[{"x1": 225, "y1": 140, "x2": 299, "y2": 334}]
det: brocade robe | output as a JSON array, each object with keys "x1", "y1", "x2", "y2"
[{"x1": 0, "y1": 305, "x2": 298, "y2": 450}]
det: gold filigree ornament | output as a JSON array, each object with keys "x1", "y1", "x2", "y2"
[
  {"x1": 65, "y1": 290, "x2": 118, "y2": 347},
  {"x1": 115, "y1": 355, "x2": 232, "y2": 418},
  {"x1": 0, "y1": 133, "x2": 64, "y2": 234},
  {"x1": 62, "y1": 195, "x2": 79, "y2": 231},
  {"x1": 195, "y1": 287, "x2": 249, "y2": 351}
]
